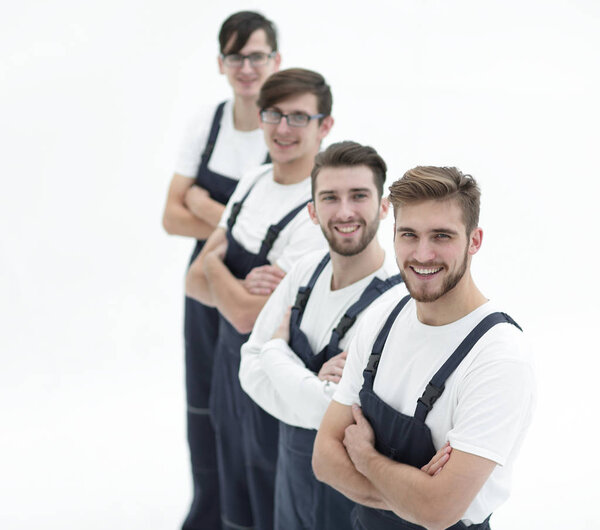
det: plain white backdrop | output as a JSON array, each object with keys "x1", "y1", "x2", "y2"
[{"x1": 1, "y1": 1, "x2": 599, "y2": 528}]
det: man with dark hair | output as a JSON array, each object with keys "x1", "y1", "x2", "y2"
[
  {"x1": 239, "y1": 141, "x2": 408, "y2": 529},
  {"x1": 162, "y1": 11, "x2": 280, "y2": 530},
  {"x1": 186, "y1": 68, "x2": 333, "y2": 530},
  {"x1": 313, "y1": 167, "x2": 535, "y2": 529}
]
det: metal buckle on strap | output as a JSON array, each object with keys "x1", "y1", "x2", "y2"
[
  {"x1": 417, "y1": 382, "x2": 445, "y2": 412},
  {"x1": 365, "y1": 354, "x2": 381, "y2": 373},
  {"x1": 262, "y1": 225, "x2": 279, "y2": 250},
  {"x1": 334, "y1": 314, "x2": 356, "y2": 338},
  {"x1": 293, "y1": 289, "x2": 310, "y2": 311}
]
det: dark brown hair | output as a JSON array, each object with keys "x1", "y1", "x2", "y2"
[
  {"x1": 257, "y1": 68, "x2": 332, "y2": 119},
  {"x1": 219, "y1": 11, "x2": 277, "y2": 54},
  {"x1": 388, "y1": 166, "x2": 481, "y2": 234},
  {"x1": 311, "y1": 141, "x2": 386, "y2": 199}
]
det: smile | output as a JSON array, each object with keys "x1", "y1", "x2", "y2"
[
  {"x1": 274, "y1": 139, "x2": 297, "y2": 147},
  {"x1": 335, "y1": 224, "x2": 360, "y2": 234},
  {"x1": 410, "y1": 266, "x2": 443, "y2": 276}
]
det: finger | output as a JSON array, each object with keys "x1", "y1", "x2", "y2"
[
  {"x1": 351, "y1": 403, "x2": 364, "y2": 424},
  {"x1": 427, "y1": 452, "x2": 450, "y2": 476}
]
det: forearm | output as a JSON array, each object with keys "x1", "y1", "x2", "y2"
[
  {"x1": 204, "y1": 255, "x2": 268, "y2": 334},
  {"x1": 312, "y1": 432, "x2": 389, "y2": 509},
  {"x1": 162, "y1": 202, "x2": 215, "y2": 239},
  {"x1": 186, "y1": 192, "x2": 226, "y2": 228},
  {"x1": 260, "y1": 341, "x2": 334, "y2": 429}
]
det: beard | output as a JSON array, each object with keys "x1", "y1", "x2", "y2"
[
  {"x1": 399, "y1": 244, "x2": 469, "y2": 303},
  {"x1": 323, "y1": 215, "x2": 380, "y2": 257}
]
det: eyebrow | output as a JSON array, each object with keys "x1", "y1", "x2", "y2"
[
  {"x1": 396, "y1": 226, "x2": 460, "y2": 235},
  {"x1": 318, "y1": 187, "x2": 372, "y2": 196}
]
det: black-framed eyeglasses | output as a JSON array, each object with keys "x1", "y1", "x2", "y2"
[
  {"x1": 260, "y1": 109, "x2": 325, "y2": 128},
  {"x1": 221, "y1": 51, "x2": 277, "y2": 68}
]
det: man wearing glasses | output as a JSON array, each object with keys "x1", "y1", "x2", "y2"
[
  {"x1": 161, "y1": 11, "x2": 280, "y2": 530},
  {"x1": 186, "y1": 68, "x2": 333, "y2": 530}
]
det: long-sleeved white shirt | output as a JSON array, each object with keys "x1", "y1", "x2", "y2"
[{"x1": 239, "y1": 249, "x2": 406, "y2": 429}]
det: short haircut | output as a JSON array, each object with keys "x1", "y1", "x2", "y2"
[
  {"x1": 311, "y1": 141, "x2": 387, "y2": 199},
  {"x1": 218, "y1": 11, "x2": 278, "y2": 54},
  {"x1": 257, "y1": 68, "x2": 332, "y2": 120},
  {"x1": 388, "y1": 166, "x2": 481, "y2": 234}
]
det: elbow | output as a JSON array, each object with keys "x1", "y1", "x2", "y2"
[
  {"x1": 229, "y1": 310, "x2": 255, "y2": 335},
  {"x1": 311, "y1": 438, "x2": 329, "y2": 483},
  {"x1": 407, "y1": 495, "x2": 466, "y2": 530},
  {"x1": 162, "y1": 211, "x2": 177, "y2": 235}
]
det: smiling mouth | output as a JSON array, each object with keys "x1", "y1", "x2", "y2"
[
  {"x1": 335, "y1": 225, "x2": 360, "y2": 234},
  {"x1": 410, "y1": 266, "x2": 443, "y2": 276},
  {"x1": 274, "y1": 139, "x2": 297, "y2": 147}
]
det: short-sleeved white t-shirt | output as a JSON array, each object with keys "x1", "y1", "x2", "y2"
[
  {"x1": 240, "y1": 249, "x2": 407, "y2": 429},
  {"x1": 218, "y1": 166, "x2": 327, "y2": 272},
  {"x1": 334, "y1": 295, "x2": 536, "y2": 525},
  {"x1": 174, "y1": 100, "x2": 268, "y2": 180}
]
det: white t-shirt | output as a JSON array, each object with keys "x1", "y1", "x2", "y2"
[
  {"x1": 174, "y1": 100, "x2": 268, "y2": 180},
  {"x1": 334, "y1": 295, "x2": 536, "y2": 525},
  {"x1": 239, "y1": 249, "x2": 407, "y2": 430},
  {"x1": 218, "y1": 166, "x2": 327, "y2": 272}
]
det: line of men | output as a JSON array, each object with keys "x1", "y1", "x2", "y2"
[{"x1": 162, "y1": 10, "x2": 535, "y2": 530}]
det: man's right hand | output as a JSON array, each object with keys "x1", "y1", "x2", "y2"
[
  {"x1": 318, "y1": 351, "x2": 348, "y2": 383},
  {"x1": 243, "y1": 265, "x2": 286, "y2": 295},
  {"x1": 421, "y1": 442, "x2": 452, "y2": 476}
]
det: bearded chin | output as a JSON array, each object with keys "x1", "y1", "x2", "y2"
[{"x1": 399, "y1": 245, "x2": 469, "y2": 303}]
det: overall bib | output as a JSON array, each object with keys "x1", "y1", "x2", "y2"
[
  {"x1": 209, "y1": 172, "x2": 310, "y2": 530},
  {"x1": 276, "y1": 254, "x2": 403, "y2": 530},
  {"x1": 352, "y1": 296, "x2": 522, "y2": 530},
  {"x1": 183, "y1": 102, "x2": 269, "y2": 529}
]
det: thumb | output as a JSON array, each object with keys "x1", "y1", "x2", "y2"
[{"x1": 351, "y1": 403, "x2": 364, "y2": 424}]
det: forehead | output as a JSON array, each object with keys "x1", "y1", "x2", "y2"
[
  {"x1": 223, "y1": 28, "x2": 270, "y2": 54},
  {"x1": 395, "y1": 199, "x2": 466, "y2": 232},
  {"x1": 314, "y1": 165, "x2": 376, "y2": 194},
  {"x1": 269, "y1": 92, "x2": 319, "y2": 115}
]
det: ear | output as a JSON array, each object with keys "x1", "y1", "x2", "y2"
[
  {"x1": 218, "y1": 55, "x2": 225, "y2": 75},
  {"x1": 307, "y1": 201, "x2": 319, "y2": 225},
  {"x1": 468, "y1": 227, "x2": 483, "y2": 255},
  {"x1": 379, "y1": 196, "x2": 390, "y2": 220},
  {"x1": 318, "y1": 115, "x2": 334, "y2": 140},
  {"x1": 272, "y1": 52, "x2": 282, "y2": 72}
]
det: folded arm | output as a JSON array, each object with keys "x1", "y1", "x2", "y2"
[
  {"x1": 162, "y1": 173, "x2": 216, "y2": 239},
  {"x1": 343, "y1": 405, "x2": 496, "y2": 530}
]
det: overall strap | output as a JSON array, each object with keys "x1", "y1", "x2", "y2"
[
  {"x1": 292, "y1": 254, "x2": 331, "y2": 327},
  {"x1": 414, "y1": 312, "x2": 523, "y2": 422},
  {"x1": 329, "y1": 274, "x2": 404, "y2": 350},
  {"x1": 257, "y1": 199, "x2": 311, "y2": 259},
  {"x1": 264, "y1": 151, "x2": 272, "y2": 164},
  {"x1": 199, "y1": 101, "x2": 226, "y2": 168},
  {"x1": 364, "y1": 295, "x2": 412, "y2": 374},
  {"x1": 226, "y1": 169, "x2": 268, "y2": 230}
]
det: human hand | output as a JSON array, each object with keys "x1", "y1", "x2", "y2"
[
  {"x1": 420, "y1": 442, "x2": 452, "y2": 477},
  {"x1": 343, "y1": 404, "x2": 376, "y2": 474},
  {"x1": 243, "y1": 265, "x2": 286, "y2": 295},
  {"x1": 271, "y1": 307, "x2": 291, "y2": 343},
  {"x1": 317, "y1": 350, "x2": 348, "y2": 384}
]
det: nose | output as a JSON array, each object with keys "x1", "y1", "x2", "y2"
[
  {"x1": 413, "y1": 238, "x2": 436, "y2": 263},
  {"x1": 336, "y1": 198, "x2": 354, "y2": 220},
  {"x1": 240, "y1": 57, "x2": 254, "y2": 74},
  {"x1": 275, "y1": 116, "x2": 293, "y2": 134}
]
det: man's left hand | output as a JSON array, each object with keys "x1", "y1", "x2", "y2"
[{"x1": 343, "y1": 404, "x2": 376, "y2": 475}]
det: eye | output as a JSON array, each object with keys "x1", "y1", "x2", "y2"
[
  {"x1": 248, "y1": 52, "x2": 266, "y2": 62},
  {"x1": 434, "y1": 233, "x2": 451, "y2": 240},
  {"x1": 400, "y1": 232, "x2": 416, "y2": 238},
  {"x1": 321, "y1": 194, "x2": 336, "y2": 202},
  {"x1": 353, "y1": 192, "x2": 368, "y2": 200},
  {"x1": 288, "y1": 113, "x2": 310, "y2": 126}
]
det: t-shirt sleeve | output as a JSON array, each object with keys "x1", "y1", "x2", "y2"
[
  {"x1": 274, "y1": 209, "x2": 327, "y2": 272},
  {"x1": 173, "y1": 105, "x2": 213, "y2": 177},
  {"x1": 447, "y1": 329, "x2": 536, "y2": 466}
]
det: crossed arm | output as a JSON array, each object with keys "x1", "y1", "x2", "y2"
[
  {"x1": 162, "y1": 173, "x2": 226, "y2": 239},
  {"x1": 313, "y1": 401, "x2": 496, "y2": 530},
  {"x1": 185, "y1": 227, "x2": 285, "y2": 334}
]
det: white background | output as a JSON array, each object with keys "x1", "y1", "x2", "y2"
[{"x1": 1, "y1": 1, "x2": 599, "y2": 528}]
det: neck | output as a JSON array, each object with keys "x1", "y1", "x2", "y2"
[
  {"x1": 415, "y1": 272, "x2": 487, "y2": 326},
  {"x1": 330, "y1": 239, "x2": 385, "y2": 291},
  {"x1": 271, "y1": 152, "x2": 319, "y2": 185},
  {"x1": 232, "y1": 96, "x2": 260, "y2": 131}
]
